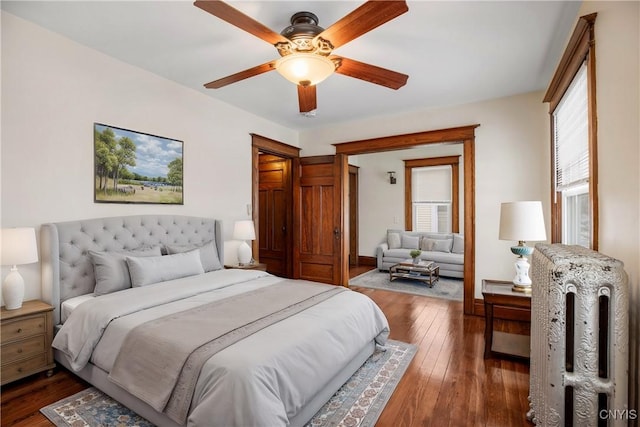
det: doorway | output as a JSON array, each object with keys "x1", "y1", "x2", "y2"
[
  {"x1": 258, "y1": 153, "x2": 291, "y2": 277},
  {"x1": 251, "y1": 134, "x2": 300, "y2": 278},
  {"x1": 334, "y1": 125, "x2": 479, "y2": 315}
]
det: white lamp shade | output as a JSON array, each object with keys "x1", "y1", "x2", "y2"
[
  {"x1": 1, "y1": 228, "x2": 39, "y2": 266},
  {"x1": 233, "y1": 220, "x2": 256, "y2": 241},
  {"x1": 275, "y1": 53, "x2": 335, "y2": 86},
  {"x1": 499, "y1": 201, "x2": 547, "y2": 242}
]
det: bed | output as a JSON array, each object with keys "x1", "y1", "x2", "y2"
[{"x1": 40, "y1": 215, "x2": 389, "y2": 427}]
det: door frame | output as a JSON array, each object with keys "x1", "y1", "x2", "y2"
[
  {"x1": 348, "y1": 165, "x2": 359, "y2": 267},
  {"x1": 251, "y1": 134, "x2": 300, "y2": 278},
  {"x1": 333, "y1": 125, "x2": 479, "y2": 315}
]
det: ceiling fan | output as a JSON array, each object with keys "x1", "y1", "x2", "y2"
[{"x1": 194, "y1": 0, "x2": 409, "y2": 113}]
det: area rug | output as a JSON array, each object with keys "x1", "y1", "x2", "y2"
[
  {"x1": 350, "y1": 269, "x2": 463, "y2": 301},
  {"x1": 41, "y1": 340, "x2": 416, "y2": 427}
]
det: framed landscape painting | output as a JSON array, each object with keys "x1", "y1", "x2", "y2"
[{"x1": 94, "y1": 123, "x2": 183, "y2": 204}]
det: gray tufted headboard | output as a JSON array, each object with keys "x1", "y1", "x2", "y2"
[{"x1": 41, "y1": 215, "x2": 223, "y2": 325}]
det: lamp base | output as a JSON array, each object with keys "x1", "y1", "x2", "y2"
[
  {"x1": 2, "y1": 267, "x2": 25, "y2": 310},
  {"x1": 237, "y1": 241, "x2": 253, "y2": 266},
  {"x1": 511, "y1": 254, "x2": 532, "y2": 292},
  {"x1": 512, "y1": 283, "x2": 532, "y2": 294}
]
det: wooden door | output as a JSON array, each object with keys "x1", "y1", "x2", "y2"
[
  {"x1": 293, "y1": 155, "x2": 348, "y2": 286},
  {"x1": 258, "y1": 154, "x2": 290, "y2": 277}
]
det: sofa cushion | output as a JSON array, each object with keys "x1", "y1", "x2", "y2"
[
  {"x1": 387, "y1": 232, "x2": 401, "y2": 249},
  {"x1": 401, "y1": 234, "x2": 420, "y2": 249},
  {"x1": 452, "y1": 234, "x2": 464, "y2": 254},
  {"x1": 385, "y1": 249, "x2": 415, "y2": 259},
  {"x1": 432, "y1": 239, "x2": 453, "y2": 252},
  {"x1": 420, "y1": 251, "x2": 463, "y2": 265}
]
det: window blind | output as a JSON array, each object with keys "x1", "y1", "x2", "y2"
[
  {"x1": 411, "y1": 166, "x2": 451, "y2": 202},
  {"x1": 554, "y1": 62, "x2": 588, "y2": 191}
]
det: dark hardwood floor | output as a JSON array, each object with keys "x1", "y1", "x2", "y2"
[{"x1": 1, "y1": 267, "x2": 532, "y2": 426}]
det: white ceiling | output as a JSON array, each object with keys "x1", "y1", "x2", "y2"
[{"x1": 2, "y1": 1, "x2": 581, "y2": 130}]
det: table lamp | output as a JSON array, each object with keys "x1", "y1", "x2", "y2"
[
  {"x1": 1, "y1": 228, "x2": 39, "y2": 310},
  {"x1": 499, "y1": 201, "x2": 546, "y2": 292},
  {"x1": 233, "y1": 220, "x2": 256, "y2": 266}
]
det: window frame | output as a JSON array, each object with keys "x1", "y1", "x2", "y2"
[
  {"x1": 404, "y1": 156, "x2": 460, "y2": 232},
  {"x1": 544, "y1": 13, "x2": 598, "y2": 249}
]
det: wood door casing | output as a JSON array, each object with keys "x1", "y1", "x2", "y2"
[
  {"x1": 293, "y1": 155, "x2": 347, "y2": 285},
  {"x1": 258, "y1": 154, "x2": 289, "y2": 276},
  {"x1": 349, "y1": 165, "x2": 359, "y2": 266}
]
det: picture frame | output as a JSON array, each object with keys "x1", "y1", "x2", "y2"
[{"x1": 94, "y1": 123, "x2": 184, "y2": 204}]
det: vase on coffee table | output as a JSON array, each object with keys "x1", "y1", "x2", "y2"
[{"x1": 410, "y1": 249, "x2": 422, "y2": 265}]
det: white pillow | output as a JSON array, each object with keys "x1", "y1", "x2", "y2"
[
  {"x1": 401, "y1": 234, "x2": 420, "y2": 249},
  {"x1": 432, "y1": 239, "x2": 453, "y2": 253},
  {"x1": 165, "y1": 240, "x2": 222, "y2": 272},
  {"x1": 452, "y1": 234, "x2": 464, "y2": 254},
  {"x1": 90, "y1": 246, "x2": 162, "y2": 296},
  {"x1": 126, "y1": 250, "x2": 205, "y2": 287},
  {"x1": 387, "y1": 232, "x2": 401, "y2": 249}
]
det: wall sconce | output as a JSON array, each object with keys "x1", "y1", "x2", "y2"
[{"x1": 387, "y1": 171, "x2": 397, "y2": 184}]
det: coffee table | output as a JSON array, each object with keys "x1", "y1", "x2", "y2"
[{"x1": 389, "y1": 259, "x2": 440, "y2": 287}]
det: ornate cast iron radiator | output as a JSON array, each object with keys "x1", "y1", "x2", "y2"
[{"x1": 528, "y1": 243, "x2": 629, "y2": 426}]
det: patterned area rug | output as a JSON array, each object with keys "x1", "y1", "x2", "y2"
[
  {"x1": 350, "y1": 269, "x2": 463, "y2": 301},
  {"x1": 41, "y1": 340, "x2": 416, "y2": 427}
]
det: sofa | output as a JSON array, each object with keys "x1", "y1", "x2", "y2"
[{"x1": 376, "y1": 229, "x2": 464, "y2": 278}]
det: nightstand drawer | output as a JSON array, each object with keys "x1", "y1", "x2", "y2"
[
  {"x1": 1, "y1": 314, "x2": 45, "y2": 341},
  {"x1": 1, "y1": 335, "x2": 45, "y2": 364},
  {"x1": 1, "y1": 353, "x2": 47, "y2": 383}
]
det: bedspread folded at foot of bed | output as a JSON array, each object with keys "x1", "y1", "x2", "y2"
[{"x1": 108, "y1": 280, "x2": 346, "y2": 424}]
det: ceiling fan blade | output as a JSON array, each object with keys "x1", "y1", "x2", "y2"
[
  {"x1": 298, "y1": 85, "x2": 317, "y2": 113},
  {"x1": 194, "y1": 0, "x2": 290, "y2": 45},
  {"x1": 204, "y1": 60, "x2": 277, "y2": 89},
  {"x1": 332, "y1": 56, "x2": 408, "y2": 90},
  {"x1": 316, "y1": 0, "x2": 408, "y2": 49}
]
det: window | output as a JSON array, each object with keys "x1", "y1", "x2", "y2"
[
  {"x1": 413, "y1": 202, "x2": 451, "y2": 232},
  {"x1": 562, "y1": 183, "x2": 590, "y2": 246},
  {"x1": 544, "y1": 13, "x2": 598, "y2": 249},
  {"x1": 411, "y1": 165, "x2": 452, "y2": 232},
  {"x1": 404, "y1": 156, "x2": 460, "y2": 232},
  {"x1": 554, "y1": 63, "x2": 590, "y2": 246}
]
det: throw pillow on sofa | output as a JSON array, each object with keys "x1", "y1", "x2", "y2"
[
  {"x1": 432, "y1": 239, "x2": 453, "y2": 252},
  {"x1": 421, "y1": 238, "x2": 435, "y2": 251},
  {"x1": 388, "y1": 232, "x2": 401, "y2": 249},
  {"x1": 401, "y1": 234, "x2": 420, "y2": 249},
  {"x1": 452, "y1": 234, "x2": 464, "y2": 254}
]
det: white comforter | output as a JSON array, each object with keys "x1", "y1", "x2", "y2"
[{"x1": 53, "y1": 269, "x2": 390, "y2": 426}]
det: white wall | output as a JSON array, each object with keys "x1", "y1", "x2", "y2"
[
  {"x1": 575, "y1": 0, "x2": 640, "y2": 413},
  {"x1": 300, "y1": 91, "x2": 550, "y2": 298},
  {"x1": 0, "y1": 12, "x2": 298, "y2": 303}
]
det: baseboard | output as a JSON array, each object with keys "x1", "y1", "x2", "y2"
[
  {"x1": 473, "y1": 298, "x2": 531, "y2": 322},
  {"x1": 357, "y1": 256, "x2": 376, "y2": 267}
]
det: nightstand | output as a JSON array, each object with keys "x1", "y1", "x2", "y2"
[
  {"x1": 482, "y1": 279, "x2": 532, "y2": 360},
  {"x1": 1, "y1": 300, "x2": 56, "y2": 385},
  {"x1": 224, "y1": 262, "x2": 268, "y2": 271}
]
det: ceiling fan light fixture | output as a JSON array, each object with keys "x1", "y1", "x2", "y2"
[{"x1": 275, "y1": 53, "x2": 335, "y2": 86}]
